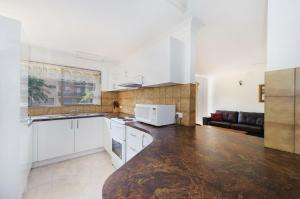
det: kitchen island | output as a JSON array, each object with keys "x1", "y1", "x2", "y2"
[{"x1": 102, "y1": 123, "x2": 300, "y2": 199}]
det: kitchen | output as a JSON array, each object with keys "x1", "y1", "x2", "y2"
[{"x1": 1, "y1": 1, "x2": 300, "y2": 199}]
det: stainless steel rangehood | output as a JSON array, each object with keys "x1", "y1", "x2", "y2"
[{"x1": 117, "y1": 75, "x2": 144, "y2": 88}]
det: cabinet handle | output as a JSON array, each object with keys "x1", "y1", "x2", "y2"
[
  {"x1": 130, "y1": 146, "x2": 137, "y2": 152},
  {"x1": 77, "y1": 120, "x2": 79, "y2": 129},
  {"x1": 142, "y1": 134, "x2": 145, "y2": 148},
  {"x1": 71, "y1": 120, "x2": 73, "y2": 129},
  {"x1": 130, "y1": 133, "x2": 137, "y2": 137}
]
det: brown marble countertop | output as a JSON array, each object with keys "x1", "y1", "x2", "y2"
[{"x1": 103, "y1": 123, "x2": 300, "y2": 199}]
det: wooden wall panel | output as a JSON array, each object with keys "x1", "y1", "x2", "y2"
[
  {"x1": 295, "y1": 68, "x2": 300, "y2": 154},
  {"x1": 264, "y1": 69, "x2": 295, "y2": 153}
]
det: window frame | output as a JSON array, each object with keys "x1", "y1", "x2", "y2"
[{"x1": 27, "y1": 61, "x2": 102, "y2": 107}]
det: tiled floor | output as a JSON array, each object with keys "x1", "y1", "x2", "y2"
[{"x1": 23, "y1": 152, "x2": 115, "y2": 199}]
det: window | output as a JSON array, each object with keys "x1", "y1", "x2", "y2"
[{"x1": 27, "y1": 61, "x2": 101, "y2": 107}]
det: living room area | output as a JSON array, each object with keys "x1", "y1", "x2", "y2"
[
  {"x1": 193, "y1": 0, "x2": 265, "y2": 138},
  {"x1": 195, "y1": 0, "x2": 300, "y2": 158}
]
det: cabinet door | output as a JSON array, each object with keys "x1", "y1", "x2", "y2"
[
  {"x1": 126, "y1": 126, "x2": 143, "y2": 162},
  {"x1": 74, "y1": 117, "x2": 103, "y2": 152},
  {"x1": 126, "y1": 144, "x2": 139, "y2": 161},
  {"x1": 126, "y1": 126, "x2": 143, "y2": 151},
  {"x1": 37, "y1": 120, "x2": 74, "y2": 161},
  {"x1": 142, "y1": 133, "x2": 153, "y2": 148},
  {"x1": 103, "y1": 118, "x2": 112, "y2": 155}
]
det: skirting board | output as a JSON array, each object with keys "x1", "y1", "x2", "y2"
[{"x1": 32, "y1": 147, "x2": 105, "y2": 168}]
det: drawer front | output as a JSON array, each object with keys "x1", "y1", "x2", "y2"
[
  {"x1": 126, "y1": 144, "x2": 139, "y2": 161},
  {"x1": 126, "y1": 126, "x2": 143, "y2": 150}
]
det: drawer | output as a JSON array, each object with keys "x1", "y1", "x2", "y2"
[
  {"x1": 126, "y1": 126, "x2": 143, "y2": 150},
  {"x1": 126, "y1": 144, "x2": 139, "y2": 161}
]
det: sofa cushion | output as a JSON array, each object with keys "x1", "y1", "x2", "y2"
[
  {"x1": 209, "y1": 121, "x2": 231, "y2": 128},
  {"x1": 211, "y1": 113, "x2": 223, "y2": 121},
  {"x1": 238, "y1": 112, "x2": 264, "y2": 127},
  {"x1": 216, "y1": 110, "x2": 239, "y2": 123},
  {"x1": 231, "y1": 123, "x2": 263, "y2": 134}
]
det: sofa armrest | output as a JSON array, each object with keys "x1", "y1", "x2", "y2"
[{"x1": 203, "y1": 117, "x2": 211, "y2": 125}]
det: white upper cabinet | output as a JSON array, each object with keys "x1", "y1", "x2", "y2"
[
  {"x1": 74, "y1": 117, "x2": 103, "y2": 153},
  {"x1": 109, "y1": 36, "x2": 187, "y2": 90},
  {"x1": 37, "y1": 120, "x2": 74, "y2": 161}
]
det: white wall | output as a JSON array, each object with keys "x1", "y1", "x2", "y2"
[
  {"x1": 267, "y1": 0, "x2": 300, "y2": 70},
  {"x1": 111, "y1": 18, "x2": 198, "y2": 89},
  {"x1": 22, "y1": 45, "x2": 116, "y2": 91},
  {"x1": 211, "y1": 70, "x2": 264, "y2": 113},
  {"x1": 0, "y1": 15, "x2": 31, "y2": 199}
]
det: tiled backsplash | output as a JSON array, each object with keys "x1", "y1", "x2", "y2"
[
  {"x1": 116, "y1": 84, "x2": 196, "y2": 126},
  {"x1": 29, "y1": 83, "x2": 196, "y2": 126},
  {"x1": 28, "y1": 92, "x2": 118, "y2": 116}
]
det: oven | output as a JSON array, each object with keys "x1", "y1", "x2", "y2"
[{"x1": 111, "y1": 120, "x2": 126, "y2": 168}]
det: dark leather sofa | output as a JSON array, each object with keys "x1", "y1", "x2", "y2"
[{"x1": 203, "y1": 110, "x2": 264, "y2": 137}]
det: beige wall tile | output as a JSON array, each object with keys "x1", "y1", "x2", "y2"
[
  {"x1": 165, "y1": 98, "x2": 173, "y2": 105},
  {"x1": 153, "y1": 88, "x2": 160, "y2": 98},
  {"x1": 180, "y1": 98, "x2": 190, "y2": 112},
  {"x1": 172, "y1": 86, "x2": 180, "y2": 98},
  {"x1": 172, "y1": 98, "x2": 181, "y2": 112},
  {"x1": 102, "y1": 106, "x2": 112, "y2": 113},
  {"x1": 165, "y1": 86, "x2": 173, "y2": 98},
  {"x1": 159, "y1": 87, "x2": 166, "y2": 99},
  {"x1": 265, "y1": 122, "x2": 295, "y2": 153},
  {"x1": 159, "y1": 98, "x2": 166, "y2": 104},
  {"x1": 180, "y1": 84, "x2": 191, "y2": 98},
  {"x1": 95, "y1": 106, "x2": 102, "y2": 112},
  {"x1": 102, "y1": 99, "x2": 112, "y2": 106},
  {"x1": 265, "y1": 96, "x2": 295, "y2": 125},
  {"x1": 190, "y1": 97, "x2": 196, "y2": 112},
  {"x1": 265, "y1": 68, "x2": 295, "y2": 97}
]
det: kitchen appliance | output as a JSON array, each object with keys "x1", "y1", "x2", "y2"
[
  {"x1": 110, "y1": 117, "x2": 135, "y2": 168},
  {"x1": 134, "y1": 104, "x2": 176, "y2": 126},
  {"x1": 117, "y1": 75, "x2": 144, "y2": 88}
]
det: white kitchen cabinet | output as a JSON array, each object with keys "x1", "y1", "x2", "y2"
[
  {"x1": 103, "y1": 118, "x2": 112, "y2": 155},
  {"x1": 37, "y1": 119, "x2": 74, "y2": 161},
  {"x1": 108, "y1": 37, "x2": 186, "y2": 91},
  {"x1": 126, "y1": 126, "x2": 143, "y2": 151},
  {"x1": 142, "y1": 132, "x2": 153, "y2": 148},
  {"x1": 126, "y1": 126, "x2": 153, "y2": 161},
  {"x1": 74, "y1": 117, "x2": 103, "y2": 153},
  {"x1": 34, "y1": 117, "x2": 104, "y2": 163}
]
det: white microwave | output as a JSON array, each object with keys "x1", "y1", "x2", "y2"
[{"x1": 134, "y1": 104, "x2": 176, "y2": 126}]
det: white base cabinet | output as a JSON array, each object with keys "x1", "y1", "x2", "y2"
[
  {"x1": 126, "y1": 126, "x2": 153, "y2": 161},
  {"x1": 75, "y1": 117, "x2": 103, "y2": 153},
  {"x1": 33, "y1": 117, "x2": 103, "y2": 163},
  {"x1": 37, "y1": 119, "x2": 74, "y2": 161}
]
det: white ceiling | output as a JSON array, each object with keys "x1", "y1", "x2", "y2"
[
  {"x1": 0, "y1": 0, "x2": 267, "y2": 73},
  {"x1": 0, "y1": 0, "x2": 187, "y2": 61},
  {"x1": 190, "y1": 0, "x2": 267, "y2": 75}
]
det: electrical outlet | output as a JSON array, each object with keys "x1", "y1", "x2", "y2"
[{"x1": 176, "y1": 112, "x2": 183, "y2": 119}]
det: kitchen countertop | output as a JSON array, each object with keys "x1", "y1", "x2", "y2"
[
  {"x1": 29, "y1": 112, "x2": 134, "y2": 125},
  {"x1": 102, "y1": 123, "x2": 300, "y2": 199}
]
